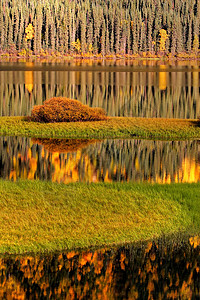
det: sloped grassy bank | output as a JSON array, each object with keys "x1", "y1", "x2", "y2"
[
  {"x1": 0, "y1": 180, "x2": 200, "y2": 254},
  {"x1": 1, "y1": 116, "x2": 200, "y2": 140}
]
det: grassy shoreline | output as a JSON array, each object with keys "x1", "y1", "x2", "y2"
[
  {"x1": 1, "y1": 116, "x2": 200, "y2": 140},
  {"x1": 0, "y1": 180, "x2": 200, "y2": 254}
]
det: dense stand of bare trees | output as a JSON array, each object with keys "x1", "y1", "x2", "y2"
[{"x1": 0, "y1": 0, "x2": 199, "y2": 55}]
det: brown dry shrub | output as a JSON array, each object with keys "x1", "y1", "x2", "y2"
[
  {"x1": 31, "y1": 97, "x2": 107, "y2": 122},
  {"x1": 32, "y1": 138, "x2": 99, "y2": 153}
]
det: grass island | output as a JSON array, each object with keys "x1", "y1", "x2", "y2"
[{"x1": 1, "y1": 116, "x2": 200, "y2": 140}]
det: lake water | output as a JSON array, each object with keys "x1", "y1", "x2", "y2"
[
  {"x1": 1, "y1": 60, "x2": 200, "y2": 298},
  {"x1": 0, "y1": 59, "x2": 200, "y2": 119},
  {"x1": 1, "y1": 137, "x2": 200, "y2": 184},
  {"x1": 0, "y1": 235, "x2": 200, "y2": 299}
]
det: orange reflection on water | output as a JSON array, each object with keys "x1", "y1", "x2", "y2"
[
  {"x1": 50, "y1": 150, "x2": 97, "y2": 184},
  {"x1": 0, "y1": 237, "x2": 200, "y2": 299},
  {"x1": 179, "y1": 158, "x2": 200, "y2": 183},
  {"x1": 3, "y1": 138, "x2": 200, "y2": 184},
  {"x1": 189, "y1": 236, "x2": 200, "y2": 248},
  {"x1": 25, "y1": 62, "x2": 34, "y2": 93},
  {"x1": 156, "y1": 158, "x2": 200, "y2": 184},
  {"x1": 159, "y1": 65, "x2": 167, "y2": 90}
]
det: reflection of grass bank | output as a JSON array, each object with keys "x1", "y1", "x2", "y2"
[
  {"x1": 1, "y1": 116, "x2": 200, "y2": 140},
  {"x1": 0, "y1": 180, "x2": 200, "y2": 254}
]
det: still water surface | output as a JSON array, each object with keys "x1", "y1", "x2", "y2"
[
  {"x1": 1, "y1": 60, "x2": 200, "y2": 298},
  {"x1": 1, "y1": 60, "x2": 200, "y2": 118},
  {"x1": 0, "y1": 236, "x2": 200, "y2": 299},
  {"x1": 1, "y1": 137, "x2": 200, "y2": 184}
]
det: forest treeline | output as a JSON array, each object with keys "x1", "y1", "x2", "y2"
[{"x1": 0, "y1": 0, "x2": 200, "y2": 56}]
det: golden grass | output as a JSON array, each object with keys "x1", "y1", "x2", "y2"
[
  {"x1": 0, "y1": 116, "x2": 200, "y2": 140},
  {"x1": 0, "y1": 180, "x2": 200, "y2": 253}
]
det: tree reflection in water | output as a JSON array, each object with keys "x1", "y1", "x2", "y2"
[
  {"x1": 1, "y1": 64, "x2": 200, "y2": 120},
  {"x1": 1, "y1": 137, "x2": 200, "y2": 184},
  {"x1": 0, "y1": 236, "x2": 199, "y2": 299}
]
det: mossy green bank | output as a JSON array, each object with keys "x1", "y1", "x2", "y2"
[
  {"x1": 0, "y1": 180, "x2": 200, "y2": 254},
  {"x1": 1, "y1": 116, "x2": 200, "y2": 140}
]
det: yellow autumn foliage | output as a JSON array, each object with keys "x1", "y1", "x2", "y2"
[{"x1": 25, "y1": 23, "x2": 34, "y2": 40}]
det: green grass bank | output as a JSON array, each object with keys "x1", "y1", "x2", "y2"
[
  {"x1": 0, "y1": 116, "x2": 200, "y2": 140},
  {"x1": 0, "y1": 180, "x2": 200, "y2": 254}
]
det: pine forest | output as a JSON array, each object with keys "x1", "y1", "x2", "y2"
[{"x1": 0, "y1": 0, "x2": 200, "y2": 57}]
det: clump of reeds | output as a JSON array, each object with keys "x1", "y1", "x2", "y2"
[{"x1": 31, "y1": 97, "x2": 107, "y2": 123}]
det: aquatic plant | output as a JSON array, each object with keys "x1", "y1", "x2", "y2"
[{"x1": 31, "y1": 97, "x2": 107, "y2": 123}]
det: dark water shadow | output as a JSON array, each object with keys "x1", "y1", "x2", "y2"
[
  {"x1": 1, "y1": 234, "x2": 200, "y2": 299},
  {"x1": 1, "y1": 63, "x2": 199, "y2": 72},
  {"x1": 191, "y1": 119, "x2": 200, "y2": 127}
]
